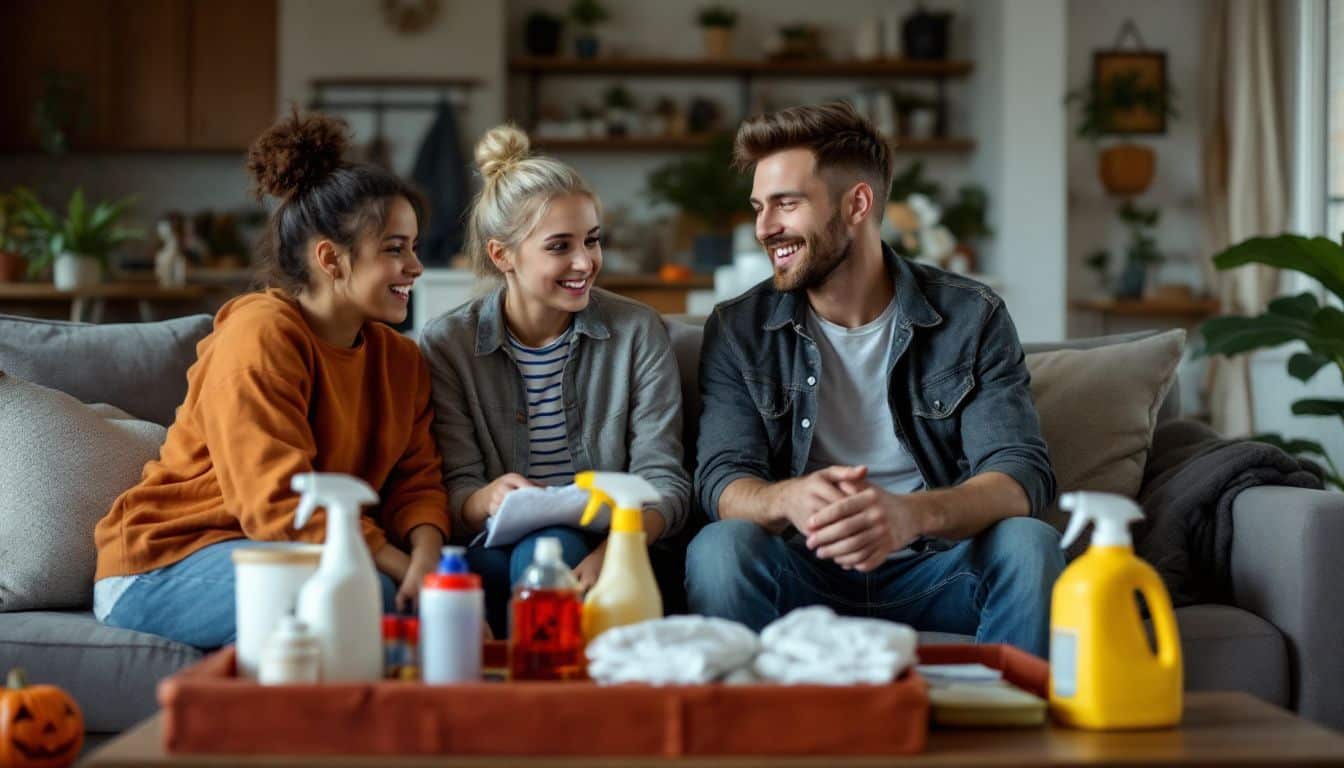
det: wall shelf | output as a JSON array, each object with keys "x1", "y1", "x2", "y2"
[
  {"x1": 509, "y1": 56, "x2": 976, "y2": 151},
  {"x1": 531, "y1": 135, "x2": 976, "y2": 154},
  {"x1": 508, "y1": 57, "x2": 974, "y2": 79}
]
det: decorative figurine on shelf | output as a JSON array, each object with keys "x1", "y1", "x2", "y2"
[{"x1": 154, "y1": 219, "x2": 187, "y2": 289}]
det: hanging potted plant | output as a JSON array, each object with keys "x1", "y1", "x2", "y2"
[
  {"x1": 646, "y1": 133, "x2": 752, "y2": 272},
  {"x1": 568, "y1": 0, "x2": 609, "y2": 59},
  {"x1": 12, "y1": 187, "x2": 141, "y2": 290},
  {"x1": 1066, "y1": 68, "x2": 1178, "y2": 196},
  {"x1": 697, "y1": 5, "x2": 738, "y2": 60}
]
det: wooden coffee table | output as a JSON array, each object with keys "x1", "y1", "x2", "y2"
[{"x1": 85, "y1": 692, "x2": 1344, "y2": 767}]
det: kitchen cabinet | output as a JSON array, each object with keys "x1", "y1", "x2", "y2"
[{"x1": 0, "y1": 0, "x2": 275, "y2": 152}]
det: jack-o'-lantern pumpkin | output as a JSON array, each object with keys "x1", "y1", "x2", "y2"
[{"x1": 0, "y1": 669, "x2": 83, "y2": 768}]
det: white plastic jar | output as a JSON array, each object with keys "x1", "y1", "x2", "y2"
[
  {"x1": 232, "y1": 544, "x2": 321, "y2": 679},
  {"x1": 420, "y1": 546, "x2": 483, "y2": 684}
]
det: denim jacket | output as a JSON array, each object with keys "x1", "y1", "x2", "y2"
[
  {"x1": 696, "y1": 246, "x2": 1055, "y2": 526},
  {"x1": 419, "y1": 285, "x2": 690, "y2": 539}
]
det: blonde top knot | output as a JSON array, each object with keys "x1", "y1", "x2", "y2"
[{"x1": 474, "y1": 124, "x2": 531, "y2": 184}]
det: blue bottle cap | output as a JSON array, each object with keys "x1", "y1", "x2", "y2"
[{"x1": 438, "y1": 545, "x2": 469, "y2": 574}]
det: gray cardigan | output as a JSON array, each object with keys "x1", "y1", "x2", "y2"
[{"x1": 418, "y1": 285, "x2": 690, "y2": 540}]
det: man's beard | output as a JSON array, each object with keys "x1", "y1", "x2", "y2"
[{"x1": 770, "y1": 210, "x2": 853, "y2": 293}]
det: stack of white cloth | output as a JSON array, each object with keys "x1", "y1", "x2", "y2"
[
  {"x1": 585, "y1": 615, "x2": 759, "y2": 685},
  {"x1": 753, "y1": 606, "x2": 918, "y2": 685}
]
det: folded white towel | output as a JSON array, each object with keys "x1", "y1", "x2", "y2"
[
  {"x1": 585, "y1": 616, "x2": 759, "y2": 685},
  {"x1": 753, "y1": 606, "x2": 917, "y2": 685}
]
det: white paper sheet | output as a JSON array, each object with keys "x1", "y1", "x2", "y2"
[{"x1": 472, "y1": 484, "x2": 602, "y2": 548}]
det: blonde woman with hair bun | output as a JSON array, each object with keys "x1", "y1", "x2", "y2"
[{"x1": 419, "y1": 124, "x2": 690, "y2": 637}]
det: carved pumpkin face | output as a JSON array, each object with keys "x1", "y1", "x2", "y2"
[{"x1": 0, "y1": 669, "x2": 83, "y2": 768}]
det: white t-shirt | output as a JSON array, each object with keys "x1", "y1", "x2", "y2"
[{"x1": 805, "y1": 296, "x2": 925, "y2": 496}]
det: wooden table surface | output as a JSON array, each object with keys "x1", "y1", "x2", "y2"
[{"x1": 84, "y1": 692, "x2": 1344, "y2": 767}]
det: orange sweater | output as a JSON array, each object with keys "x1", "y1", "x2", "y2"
[{"x1": 95, "y1": 290, "x2": 450, "y2": 580}]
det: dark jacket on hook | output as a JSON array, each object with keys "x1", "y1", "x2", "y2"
[{"x1": 412, "y1": 102, "x2": 470, "y2": 267}]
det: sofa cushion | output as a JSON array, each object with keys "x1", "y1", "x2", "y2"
[
  {"x1": 1173, "y1": 604, "x2": 1289, "y2": 707},
  {"x1": 0, "y1": 611, "x2": 201, "y2": 732},
  {"x1": 0, "y1": 373, "x2": 166, "y2": 612},
  {"x1": 0, "y1": 312, "x2": 212, "y2": 426},
  {"x1": 1026, "y1": 330, "x2": 1185, "y2": 537}
]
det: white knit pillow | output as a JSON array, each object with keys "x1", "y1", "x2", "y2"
[{"x1": 0, "y1": 372, "x2": 166, "y2": 611}]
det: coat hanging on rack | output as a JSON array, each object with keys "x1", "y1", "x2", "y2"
[{"x1": 411, "y1": 97, "x2": 470, "y2": 267}]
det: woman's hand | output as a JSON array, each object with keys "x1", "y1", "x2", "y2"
[
  {"x1": 396, "y1": 524, "x2": 446, "y2": 611},
  {"x1": 571, "y1": 540, "x2": 607, "y2": 592},
  {"x1": 463, "y1": 474, "x2": 538, "y2": 531}
]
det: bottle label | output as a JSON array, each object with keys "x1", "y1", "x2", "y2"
[{"x1": 1051, "y1": 629, "x2": 1077, "y2": 697}]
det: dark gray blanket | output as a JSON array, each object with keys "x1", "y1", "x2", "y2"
[{"x1": 1135, "y1": 419, "x2": 1325, "y2": 607}]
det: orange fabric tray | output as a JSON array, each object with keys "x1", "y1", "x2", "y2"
[{"x1": 158, "y1": 642, "x2": 1041, "y2": 757}]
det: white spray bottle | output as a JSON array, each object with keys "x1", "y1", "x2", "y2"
[
  {"x1": 575, "y1": 471, "x2": 664, "y2": 643},
  {"x1": 291, "y1": 472, "x2": 383, "y2": 682}
]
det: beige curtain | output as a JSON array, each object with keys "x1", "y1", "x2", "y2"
[{"x1": 1200, "y1": 0, "x2": 1288, "y2": 436}]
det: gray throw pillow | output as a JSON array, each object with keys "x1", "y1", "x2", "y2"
[
  {"x1": 1026, "y1": 329, "x2": 1185, "y2": 538},
  {"x1": 0, "y1": 313, "x2": 212, "y2": 426},
  {"x1": 0, "y1": 372, "x2": 166, "y2": 611}
]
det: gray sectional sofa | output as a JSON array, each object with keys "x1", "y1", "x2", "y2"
[{"x1": 0, "y1": 310, "x2": 1341, "y2": 744}]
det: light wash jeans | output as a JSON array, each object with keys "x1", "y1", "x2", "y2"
[
  {"x1": 98, "y1": 539, "x2": 398, "y2": 649},
  {"x1": 684, "y1": 517, "x2": 1064, "y2": 658}
]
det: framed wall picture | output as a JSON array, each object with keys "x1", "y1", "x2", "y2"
[{"x1": 1092, "y1": 50, "x2": 1169, "y2": 135}]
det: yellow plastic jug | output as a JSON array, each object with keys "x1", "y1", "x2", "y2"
[
  {"x1": 574, "y1": 471, "x2": 663, "y2": 643},
  {"x1": 1049, "y1": 492, "x2": 1182, "y2": 730}
]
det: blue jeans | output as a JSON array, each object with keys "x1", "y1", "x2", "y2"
[
  {"x1": 101, "y1": 539, "x2": 399, "y2": 650},
  {"x1": 685, "y1": 517, "x2": 1064, "y2": 658},
  {"x1": 466, "y1": 526, "x2": 601, "y2": 639}
]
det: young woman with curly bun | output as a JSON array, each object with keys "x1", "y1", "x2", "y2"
[{"x1": 92, "y1": 112, "x2": 451, "y2": 648}]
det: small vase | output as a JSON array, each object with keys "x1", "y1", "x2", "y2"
[
  {"x1": 702, "y1": 26, "x2": 733, "y2": 59},
  {"x1": 524, "y1": 15, "x2": 563, "y2": 57},
  {"x1": 53, "y1": 253, "x2": 101, "y2": 291},
  {"x1": 575, "y1": 34, "x2": 600, "y2": 59},
  {"x1": 1116, "y1": 260, "x2": 1147, "y2": 299}
]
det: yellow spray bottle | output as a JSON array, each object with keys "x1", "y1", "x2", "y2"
[
  {"x1": 1049, "y1": 491, "x2": 1182, "y2": 729},
  {"x1": 575, "y1": 471, "x2": 663, "y2": 643}
]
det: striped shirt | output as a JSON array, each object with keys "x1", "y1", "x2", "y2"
[{"x1": 508, "y1": 326, "x2": 575, "y2": 485}]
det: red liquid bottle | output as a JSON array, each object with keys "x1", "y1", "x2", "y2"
[{"x1": 510, "y1": 537, "x2": 583, "y2": 680}]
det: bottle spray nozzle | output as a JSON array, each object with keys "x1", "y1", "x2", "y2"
[
  {"x1": 292, "y1": 472, "x2": 379, "y2": 529},
  {"x1": 1059, "y1": 491, "x2": 1144, "y2": 550},
  {"x1": 576, "y1": 471, "x2": 661, "y2": 533}
]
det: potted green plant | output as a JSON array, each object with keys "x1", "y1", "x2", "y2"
[
  {"x1": 524, "y1": 10, "x2": 564, "y2": 57},
  {"x1": 1065, "y1": 70, "x2": 1179, "y2": 196},
  {"x1": 1199, "y1": 234, "x2": 1344, "y2": 488},
  {"x1": 12, "y1": 187, "x2": 141, "y2": 290},
  {"x1": 938, "y1": 185, "x2": 992, "y2": 272},
  {"x1": 1085, "y1": 248, "x2": 1111, "y2": 294},
  {"x1": 603, "y1": 85, "x2": 636, "y2": 137},
  {"x1": 697, "y1": 5, "x2": 738, "y2": 59},
  {"x1": 569, "y1": 0, "x2": 609, "y2": 59},
  {"x1": 646, "y1": 133, "x2": 752, "y2": 272},
  {"x1": 0, "y1": 193, "x2": 28, "y2": 283}
]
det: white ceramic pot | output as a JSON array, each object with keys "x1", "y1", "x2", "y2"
[
  {"x1": 232, "y1": 544, "x2": 322, "y2": 679},
  {"x1": 53, "y1": 253, "x2": 101, "y2": 290}
]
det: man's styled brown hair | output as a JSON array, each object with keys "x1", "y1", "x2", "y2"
[{"x1": 733, "y1": 101, "x2": 895, "y2": 218}]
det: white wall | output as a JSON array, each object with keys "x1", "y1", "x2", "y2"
[{"x1": 278, "y1": 0, "x2": 506, "y2": 177}]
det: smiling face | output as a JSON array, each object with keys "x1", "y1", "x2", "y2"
[
  {"x1": 749, "y1": 148, "x2": 854, "y2": 293},
  {"x1": 494, "y1": 192, "x2": 602, "y2": 316},
  {"x1": 332, "y1": 195, "x2": 422, "y2": 325}
]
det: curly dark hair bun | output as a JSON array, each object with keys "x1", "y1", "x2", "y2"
[{"x1": 246, "y1": 111, "x2": 350, "y2": 199}]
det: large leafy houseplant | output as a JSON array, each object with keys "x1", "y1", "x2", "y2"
[
  {"x1": 1199, "y1": 235, "x2": 1344, "y2": 488},
  {"x1": 11, "y1": 187, "x2": 140, "y2": 279},
  {"x1": 645, "y1": 133, "x2": 750, "y2": 233}
]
